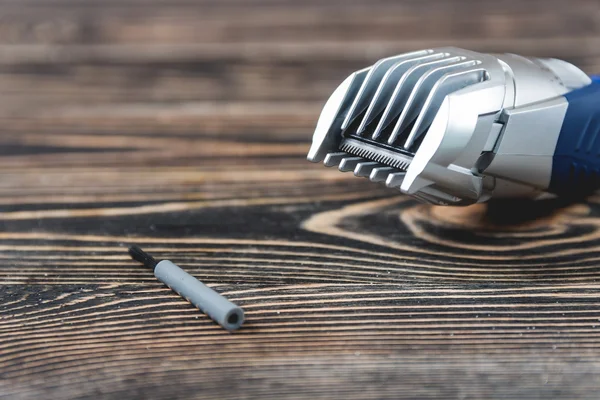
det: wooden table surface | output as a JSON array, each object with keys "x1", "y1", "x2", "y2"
[{"x1": 1, "y1": 1, "x2": 600, "y2": 399}]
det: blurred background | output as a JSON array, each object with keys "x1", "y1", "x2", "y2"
[{"x1": 1, "y1": 0, "x2": 598, "y2": 131}]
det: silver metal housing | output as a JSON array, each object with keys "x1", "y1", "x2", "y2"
[{"x1": 307, "y1": 47, "x2": 591, "y2": 205}]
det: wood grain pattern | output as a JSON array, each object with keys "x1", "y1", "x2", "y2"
[{"x1": 1, "y1": 1, "x2": 600, "y2": 399}]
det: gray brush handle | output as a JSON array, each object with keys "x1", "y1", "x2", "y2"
[{"x1": 154, "y1": 260, "x2": 244, "y2": 331}]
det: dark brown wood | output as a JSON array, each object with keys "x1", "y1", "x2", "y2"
[{"x1": 1, "y1": 1, "x2": 600, "y2": 398}]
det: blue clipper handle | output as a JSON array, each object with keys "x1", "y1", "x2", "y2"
[{"x1": 549, "y1": 78, "x2": 600, "y2": 195}]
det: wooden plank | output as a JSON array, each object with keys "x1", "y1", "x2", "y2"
[
  {"x1": 0, "y1": 3, "x2": 597, "y2": 46},
  {"x1": 0, "y1": 0, "x2": 596, "y2": 109},
  {"x1": 1, "y1": 0, "x2": 600, "y2": 398},
  {"x1": 0, "y1": 39, "x2": 598, "y2": 111}
]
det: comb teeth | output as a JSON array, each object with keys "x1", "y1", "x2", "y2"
[
  {"x1": 338, "y1": 157, "x2": 362, "y2": 172},
  {"x1": 311, "y1": 47, "x2": 491, "y2": 203},
  {"x1": 323, "y1": 152, "x2": 347, "y2": 167},
  {"x1": 341, "y1": 50, "x2": 433, "y2": 131},
  {"x1": 341, "y1": 48, "x2": 488, "y2": 153},
  {"x1": 370, "y1": 167, "x2": 395, "y2": 183},
  {"x1": 353, "y1": 161, "x2": 380, "y2": 177}
]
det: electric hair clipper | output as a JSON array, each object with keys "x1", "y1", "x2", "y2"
[{"x1": 307, "y1": 47, "x2": 600, "y2": 205}]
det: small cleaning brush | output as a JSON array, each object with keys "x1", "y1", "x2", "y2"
[{"x1": 128, "y1": 245, "x2": 245, "y2": 332}]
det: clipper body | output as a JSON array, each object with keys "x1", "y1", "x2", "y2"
[{"x1": 308, "y1": 47, "x2": 600, "y2": 205}]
